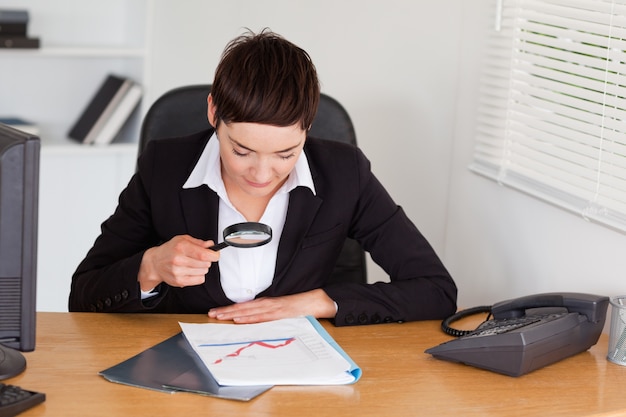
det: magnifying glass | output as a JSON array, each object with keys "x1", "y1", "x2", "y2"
[{"x1": 209, "y1": 222, "x2": 272, "y2": 251}]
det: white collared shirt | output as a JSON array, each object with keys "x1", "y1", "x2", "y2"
[{"x1": 181, "y1": 132, "x2": 315, "y2": 302}]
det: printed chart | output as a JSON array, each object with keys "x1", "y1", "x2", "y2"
[{"x1": 179, "y1": 317, "x2": 360, "y2": 386}]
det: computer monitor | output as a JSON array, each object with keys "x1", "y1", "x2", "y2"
[{"x1": 0, "y1": 122, "x2": 39, "y2": 380}]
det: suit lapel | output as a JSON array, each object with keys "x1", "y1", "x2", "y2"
[
  {"x1": 272, "y1": 141, "x2": 324, "y2": 288},
  {"x1": 180, "y1": 185, "x2": 219, "y2": 241},
  {"x1": 273, "y1": 186, "x2": 322, "y2": 283},
  {"x1": 180, "y1": 185, "x2": 232, "y2": 305}
]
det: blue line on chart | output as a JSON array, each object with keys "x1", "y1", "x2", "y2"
[{"x1": 199, "y1": 337, "x2": 295, "y2": 347}]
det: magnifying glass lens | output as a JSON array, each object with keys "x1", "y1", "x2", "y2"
[
  {"x1": 209, "y1": 222, "x2": 273, "y2": 251},
  {"x1": 225, "y1": 230, "x2": 272, "y2": 246}
]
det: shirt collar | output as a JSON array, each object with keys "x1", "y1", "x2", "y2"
[{"x1": 182, "y1": 131, "x2": 316, "y2": 195}]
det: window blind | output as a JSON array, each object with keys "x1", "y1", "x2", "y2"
[{"x1": 471, "y1": 0, "x2": 626, "y2": 231}]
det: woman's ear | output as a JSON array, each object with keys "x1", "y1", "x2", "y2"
[{"x1": 207, "y1": 94, "x2": 217, "y2": 127}]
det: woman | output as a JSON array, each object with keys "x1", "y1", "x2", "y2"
[{"x1": 69, "y1": 30, "x2": 457, "y2": 326}]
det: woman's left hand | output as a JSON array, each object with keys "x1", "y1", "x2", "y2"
[{"x1": 208, "y1": 289, "x2": 337, "y2": 323}]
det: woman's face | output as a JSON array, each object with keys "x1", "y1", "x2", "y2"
[{"x1": 216, "y1": 120, "x2": 306, "y2": 200}]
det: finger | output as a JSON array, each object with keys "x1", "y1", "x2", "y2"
[
  {"x1": 209, "y1": 298, "x2": 263, "y2": 316},
  {"x1": 170, "y1": 273, "x2": 207, "y2": 288},
  {"x1": 176, "y1": 238, "x2": 220, "y2": 262},
  {"x1": 171, "y1": 264, "x2": 210, "y2": 277},
  {"x1": 212, "y1": 310, "x2": 272, "y2": 324},
  {"x1": 231, "y1": 312, "x2": 277, "y2": 324},
  {"x1": 210, "y1": 300, "x2": 278, "y2": 322}
]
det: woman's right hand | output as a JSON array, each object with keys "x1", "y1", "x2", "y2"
[{"x1": 138, "y1": 235, "x2": 220, "y2": 291}]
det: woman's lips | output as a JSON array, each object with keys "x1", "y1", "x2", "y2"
[{"x1": 245, "y1": 179, "x2": 272, "y2": 188}]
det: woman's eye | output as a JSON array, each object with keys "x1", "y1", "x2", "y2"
[
  {"x1": 279, "y1": 153, "x2": 295, "y2": 161},
  {"x1": 232, "y1": 148, "x2": 249, "y2": 157}
]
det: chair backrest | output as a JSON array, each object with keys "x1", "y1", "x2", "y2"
[{"x1": 139, "y1": 84, "x2": 366, "y2": 285}]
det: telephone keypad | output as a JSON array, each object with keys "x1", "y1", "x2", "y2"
[{"x1": 467, "y1": 313, "x2": 566, "y2": 338}]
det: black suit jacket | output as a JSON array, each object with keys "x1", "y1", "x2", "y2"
[{"x1": 69, "y1": 129, "x2": 457, "y2": 326}]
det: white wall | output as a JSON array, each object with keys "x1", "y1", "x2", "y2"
[
  {"x1": 446, "y1": 0, "x2": 626, "y2": 309},
  {"x1": 26, "y1": 0, "x2": 623, "y2": 311},
  {"x1": 149, "y1": 0, "x2": 464, "y2": 283}
]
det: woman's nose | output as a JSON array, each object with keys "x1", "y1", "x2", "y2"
[{"x1": 249, "y1": 158, "x2": 273, "y2": 182}]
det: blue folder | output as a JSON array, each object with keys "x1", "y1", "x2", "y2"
[{"x1": 99, "y1": 332, "x2": 271, "y2": 401}]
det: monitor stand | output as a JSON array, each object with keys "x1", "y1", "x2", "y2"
[{"x1": 0, "y1": 344, "x2": 26, "y2": 380}]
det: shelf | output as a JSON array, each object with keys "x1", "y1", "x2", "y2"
[
  {"x1": 3, "y1": 0, "x2": 153, "y2": 312},
  {"x1": 0, "y1": 46, "x2": 146, "y2": 58},
  {"x1": 40, "y1": 140, "x2": 138, "y2": 156}
]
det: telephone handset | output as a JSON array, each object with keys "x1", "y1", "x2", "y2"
[{"x1": 426, "y1": 292, "x2": 609, "y2": 376}]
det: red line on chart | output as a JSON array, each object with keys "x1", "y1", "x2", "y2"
[{"x1": 213, "y1": 338, "x2": 296, "y2": 364}]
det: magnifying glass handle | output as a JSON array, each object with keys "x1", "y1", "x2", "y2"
[{"x1": 209, "y1": 241, "x2": 229, "y2": 251}]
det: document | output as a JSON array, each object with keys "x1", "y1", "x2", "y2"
[{"x1": 179, "y1": 316, "x2": 361, "y2": 386}]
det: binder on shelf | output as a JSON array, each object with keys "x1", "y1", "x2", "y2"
[
  {"x1": 68, "y1": 74, "x2": 128, "y2": 143},
  {"x1": 91, "y1": 82, "x2": 142, "y2": 145},
  {"x1": 68, "y1": 74, "x2": 142, "y2": 145}
]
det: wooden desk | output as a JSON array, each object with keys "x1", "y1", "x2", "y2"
[{"x1": 5, "y1": 312, "x2": 626, "y2": 417}]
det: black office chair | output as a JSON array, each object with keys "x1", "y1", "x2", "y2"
[{"x1": 139, "y1": 84, "x2": 367, "y2": 285}]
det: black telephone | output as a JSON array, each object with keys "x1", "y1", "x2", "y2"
[{"x1": 425, "y1": 292, "x2": 609, "y2": 376}]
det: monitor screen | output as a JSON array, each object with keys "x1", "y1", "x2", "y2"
[{"x1": 0, "y1": 122, "x2": 39, "y2": 354}]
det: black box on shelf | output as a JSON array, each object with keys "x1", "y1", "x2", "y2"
[
  {"x1": 0, "y1": 36, "x2": 39, "y2": 49},
  {"x1": 0, "y1": 9, "x2": 39, "y2": 49},
  {"x1": 0, "y1": 21, "x2": 27, "y2": 36},
  {"x1": 0, "y1": 9, "x2": 28, "y2": 36}
]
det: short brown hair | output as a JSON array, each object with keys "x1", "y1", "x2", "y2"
[{"x1": 211, "y1": 29, "x2": 320, "y2": 131}]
